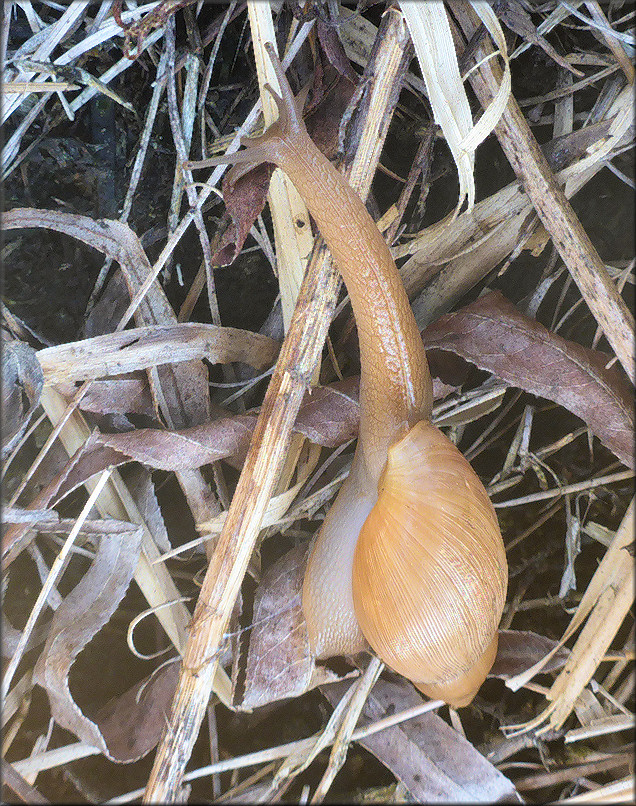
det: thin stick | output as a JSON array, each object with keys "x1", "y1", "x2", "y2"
[{"x1": 492, "y1": 469, "x2": 633, "y2": 507}]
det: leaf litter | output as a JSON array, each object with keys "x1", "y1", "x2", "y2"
[{"x1": 2, "y1": 1, "x2": 633, "y2": 803}]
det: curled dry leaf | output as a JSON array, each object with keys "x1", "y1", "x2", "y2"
[
  {"x1": 422, "y1": 291, "x2": 634, "y2": 468},
  {"x1": 93, "y1": 381, "x2": 361, "y2": 471},
  {"x1": 291, "y1": 377, "x2": 359, "y2": 447},
  {"x1": 72, "y1": 378, "x2": 156, "y2": 418},
  {"x1": 213, "y1": 163, "x2": 273, "y2": 266},
  {"x1": 322, "y1": 678, "x2": 520, "y2": 803},
  {"x1": 95, "y1": 662, "x2": 180, "y2": 763},
  {"x1": 97, "y1": 414, "x2": 258, "y2": 471},
  {"x1": 33, "y1": 525, "x2": 143, "y2": 761},
  {"x1": 126, "y1": 468, "x2": 171, "y2": 554},
  {"x1": 49, "y1": 443, "x2": 128, "y2": 506},
  {"x1": 1, "y1": 339, "x2": 44, "y2": 458}
]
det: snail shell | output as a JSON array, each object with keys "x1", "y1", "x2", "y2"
[{"x1": 352, "y1": 420, "x2": 508, "y2": 707}]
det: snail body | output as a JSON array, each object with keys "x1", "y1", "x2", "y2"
[
  {"x1": 352, "y1": 420, "x2": 506, "y2": 707},
  {"x1": 192, "y1": 43, "x2": 507, "y2": 707}
]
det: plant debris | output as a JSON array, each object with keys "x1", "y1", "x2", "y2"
[{"x1": 2, "y1": 2, "x2": 633, "y2": 804}]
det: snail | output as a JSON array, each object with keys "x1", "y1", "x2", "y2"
[{"x1": 189, "y1": 43, "x2": 507, "y2": 707}]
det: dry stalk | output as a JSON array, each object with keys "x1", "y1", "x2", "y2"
[
  {"x1": 451, "y1": 2, "x2": 635, "y2": 385},
  {"x1": 247, "y1": 6, "x2": 319, "y2": 504},
  {"x1": 144, "y1": 9, "x2": 413, "y2": 800}
]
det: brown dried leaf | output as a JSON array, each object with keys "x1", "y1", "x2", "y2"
[
  {"x1": 293, "y1": 377, "x2": 360, "y2": 447},
  {"x1": 213, "y1": 164, "x2": 273, "y2": 266},
  {"x1": 127, "y1": 468, "x2": 170, "y2": 553},
  {"x1": 304, "y1": 55, "x2": 357, "y2": 158},
  {"x1": 52, "y1": 443, "x2": 129, "y2": 504},
  {"x1": 489, "y1": 629, "x2": 570, "y2": 680},
  {"x1": 33, "y1": 526, "x2": 143, "y2": 761},
  {"x1": 76, "y1": 378, "x2": 156, "y2": 418},
  {"x1": 94, "y1": 380, "x2": 361, "y2": 471},
  {"x1": 1, "y1": 339, "x2": 44, "y2": 457},
  {"x1": 94, "y1": 662, "x2": 179, "y2": 762},
  {"x1": 97, "y1": 414, "x2": 257, "y2": 471},
  {"x1": 422, "y1": 291, "x2": 634, "y2": 468},
  {"x1": 238, "y1": 545, "x2": 348, "y2": 710},
  {"x1": 322, "y1": 678, "x2": 520, "y2": 803},
  {"x1": 92, "y1": 375, "x2": 459, "y2": 471},
  {"x1": 315, "y1": 19, "x2": 360, "y2": 85},
  {"x1": 2, "y1": 433, "x2": 120, "y2": 563}
]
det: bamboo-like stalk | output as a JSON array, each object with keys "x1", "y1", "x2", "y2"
[{"x1": 144, "y1": 9, "x2": 412, "y2": 801}]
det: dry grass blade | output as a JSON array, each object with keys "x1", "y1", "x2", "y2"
[
  {"x1": 3, "y1": 469, "x2": 112, "y2": 698},
  {"x1": 37, "y1": 324, "x2": 279, "y2": 384},
  {"x1": 542, "y1": 497, "x2": 634, "y2": 730},
  {"x1": 311, "y1": 657, "x2": 384, "y2": 803},
  {"x1": 504, "y1": 497, "x2": 634, "y2": 734},
  {"x1": 246, "y1": 5, "x2": 319, "y2": 528},
  {"x1": 401, "y1": 0, "x2": 510, "y2": 211},
  {"x1": 247, "y1": 3, "x2": 314, "y2": 329}
]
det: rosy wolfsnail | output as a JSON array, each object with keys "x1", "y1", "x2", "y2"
[{"x1": 191, "y1": 43, "x2": 507, "y2": 707}]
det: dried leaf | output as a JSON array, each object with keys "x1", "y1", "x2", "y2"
[
  {"x1": 75, "y1": 378, "x2": 156, "y2": 418},
  {"x1": 33, "y1": 527, "x2": 143, "y2": 761},
  {"x1": 127, "y1": 468, "x2": 171, "y2": 554},
  {"x1": 322, "y1": 678, "x2": 520, "y2": 803},
  {"x1": 293, "y1": 377, "x2": 360, "y2": 447},
  {"x1": 213, "y1": 164, "x2": 273, "y2": 266},
  {"x1": 489, "y1": 630, "x2": 570, "y2": 680},
  {"x1": 238, "y1": 545, "x2": 348, "y2": 710},
  {"x1": 97, "y1": 414, "x2": 257, "y2": 471},
  {"x1": 541, "y1": 120, "x2": 612, "y2": 174},
  {"x1": 422, "y1": 291, "x2": 634, "y2": 468},
  {"x1": 2, "y1": 432, "x2": 120, "y2": 563},
  {"x1": 1, "y1": 339, "x2": 44, "y2": 457},
  {"x1": 304, "y1": 49, "x2": 357, "y2": 158},
  {"x1": 52, "y1": 443, "x2": 129, "y2": 504},
  {"x1": 93, "y1": 375, "x2": 461, "y2": 471},
  {"x1": 315, "y1": 19, "x2": 360, "y2": 85},
  {"x1": 93, "y1": 380, "x2": 361, "y2": 472},
  {"x1": 94, "y1": 662, "x2": 179, "y2": 762}
]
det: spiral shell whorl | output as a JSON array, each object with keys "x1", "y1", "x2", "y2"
[{"x1": 352, "y1": 420, "x2": 507, "y2": 706}]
